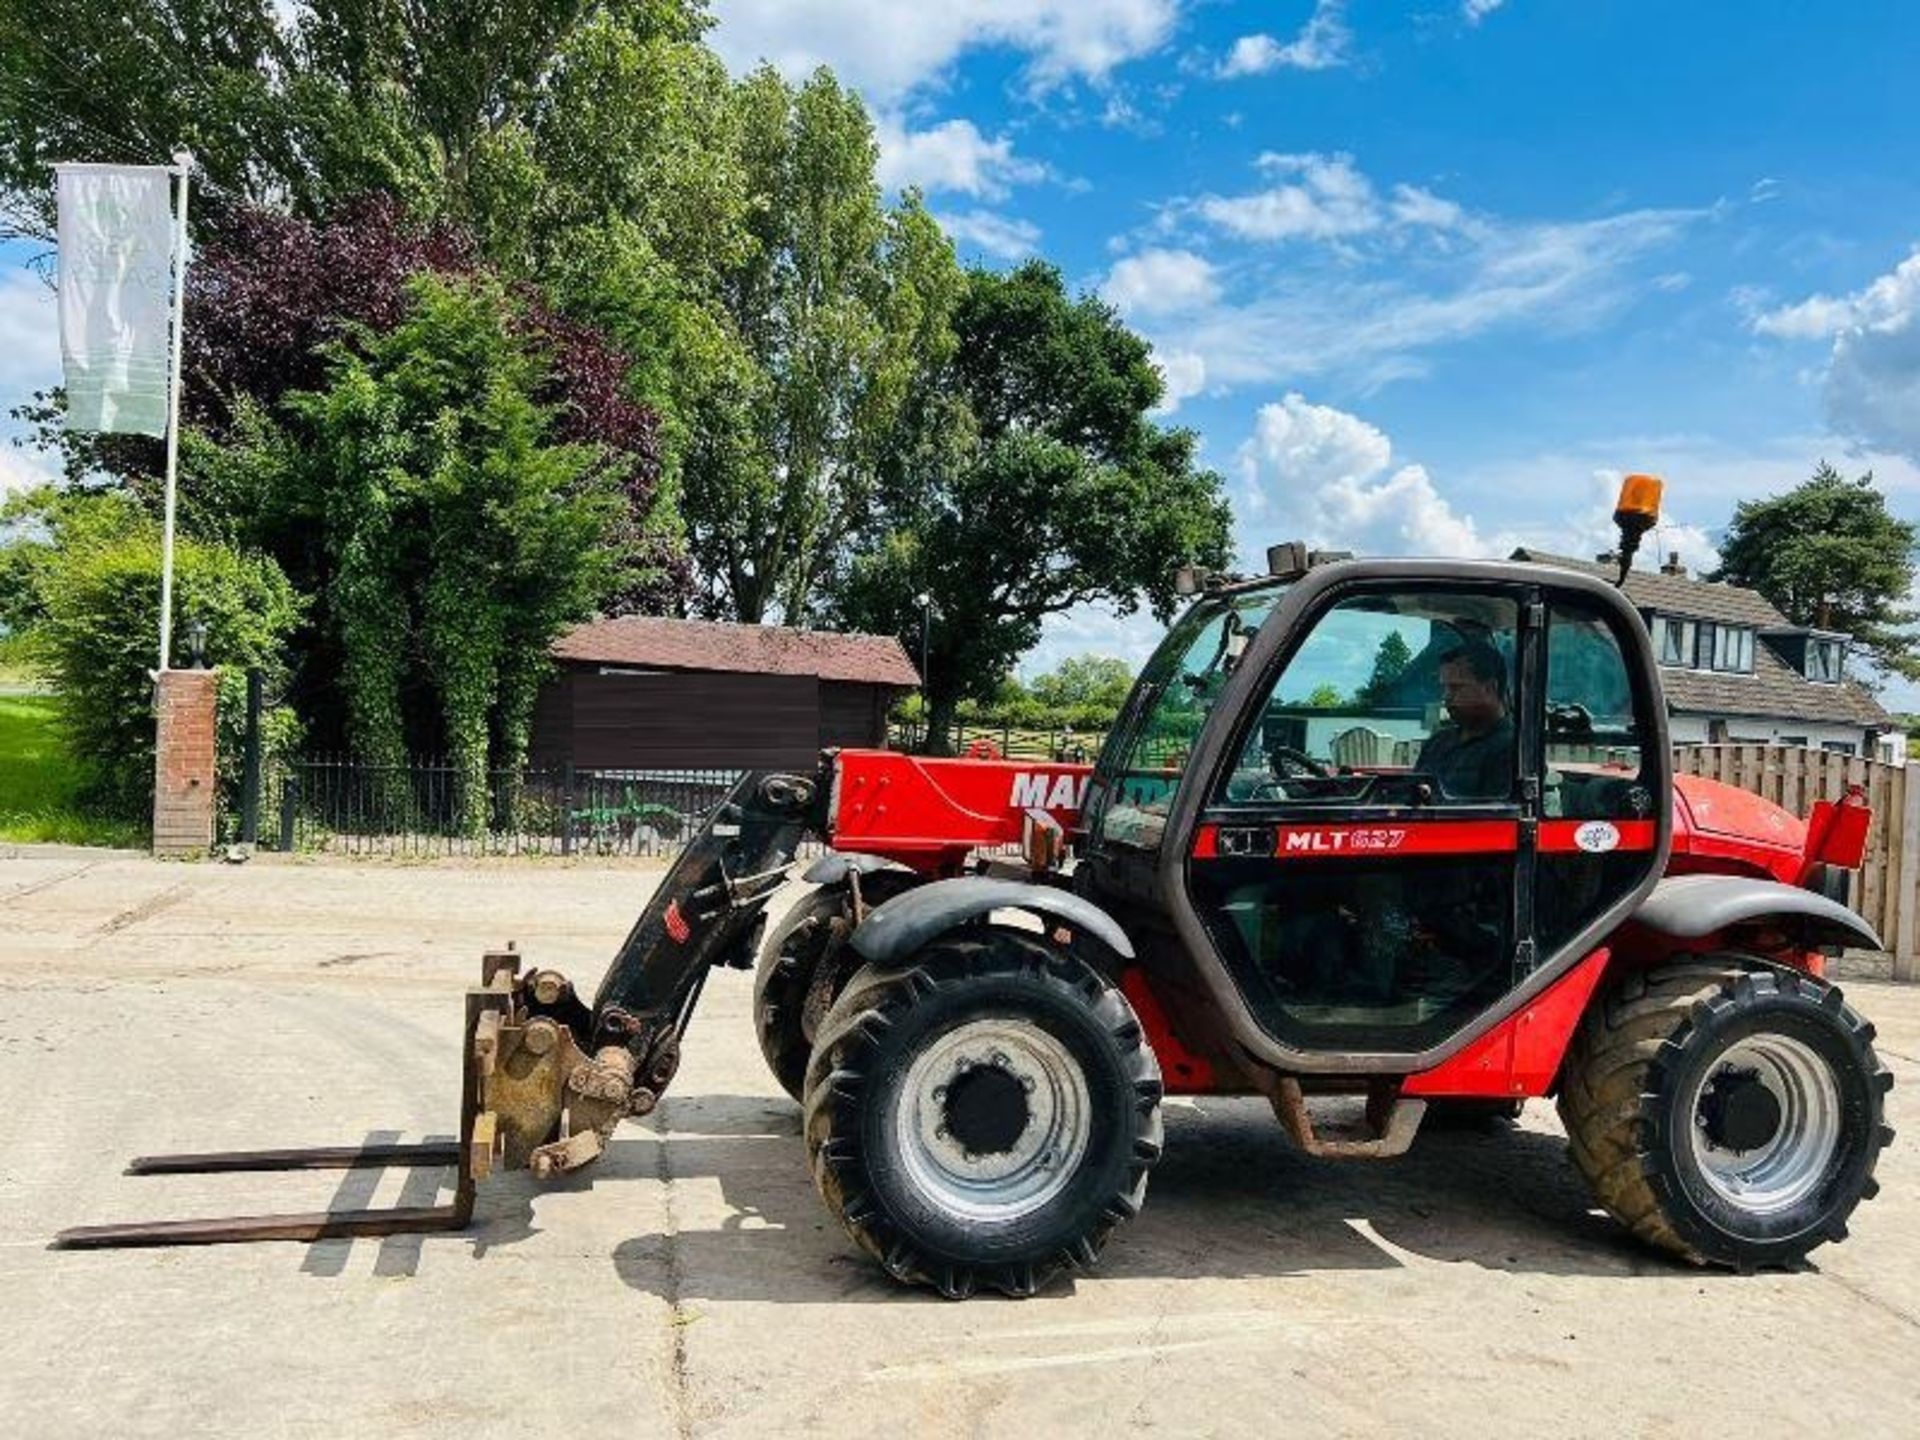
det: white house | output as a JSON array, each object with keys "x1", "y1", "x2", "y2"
[{"x1": 1513, "y1": 549, "x2": 1895, "y2": 760}]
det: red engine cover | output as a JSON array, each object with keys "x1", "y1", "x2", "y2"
[{"x1": 827, "y1": 750, "x2": 1092, "y2": 873}]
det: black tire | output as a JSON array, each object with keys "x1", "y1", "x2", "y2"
[
  {"x1": 753, "y1": 874, "x2": 923, "y2": 1102},
  {"x1": 802, "y1": 929, "x2": 1163, "y2": 1299},
  {"x1": 1557, "y1": 956, "x2": 1893, "y2": 1269},
  {"x1": 753, "y1": 888, "x2": 852, "y2": 1102}
]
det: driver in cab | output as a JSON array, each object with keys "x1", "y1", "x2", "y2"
[{"x1": 1416, "y1": 643, "x2": 1514, "y2": 801}]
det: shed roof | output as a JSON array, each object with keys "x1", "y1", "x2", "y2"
[{"x1": 551, "y1": 615, "x2": 921, "y2": 687}]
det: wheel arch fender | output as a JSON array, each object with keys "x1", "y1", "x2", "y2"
[
  {"x1": 1631, "y1": 873, "x2": 1882, "y2": 953},
  {"x1": 801, "y1": 851, "x2": 904, "y2": 887},
  {"x1": 849, "y1": 876, "x2": 1136, "y2": 967}
]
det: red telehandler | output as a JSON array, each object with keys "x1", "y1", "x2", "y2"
[{"x1": 60, "y1": 477, "x2": 1893, "y2": 1298}]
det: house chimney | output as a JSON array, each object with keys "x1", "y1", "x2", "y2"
[{"x1": 1660, "y1": 551, "x2": 1685, "y2": 577}]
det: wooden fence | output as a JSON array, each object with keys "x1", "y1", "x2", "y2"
[{"x1": 1671, "y1": 744, "x2": 1917, "y2": 980}]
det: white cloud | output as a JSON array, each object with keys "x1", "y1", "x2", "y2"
[
  {"x1": 1227, "y1": 397, "x2": 1750, "y2": 572},
  {"x1": 1753, "y1": 251, "x2": 1920, "y2": 460},
  {"x1": 1234, "y1": 393, "x2": 1504, "y2": 559},
  {"x1": 935, "y1": 209, "x2": 1043, "y2": 259},
  {"x1": 1102, "y1": 247, "x2": 1219, "y2": 316},
  {"x1": 1462, "y1": 0, "x2": 1506, "y2": 24},
  {"x1": 1389, "y1": 184, "x2": 1465, "y2": 231},
  {"x1": 0, "y1": 444, "x2": 55, "y2": 497},
  {"x1": 1024, "y1": 602, "x2": 1168, "y2": 677},
  {"x1": 707, "y1": 0, "x2": 1181, "y2": 100},
  {"x1": 874, "y1": 115, "x2": 1047, "y2": 200},
  {"x1": 1197, "y1": 152, "x2": 1383, "y2": 242},
  {"x1": 1139, "y1": 192, "x2": 1701, "y2": 393},
  {"x1": 1150, "y1": 348, "x2": 1207, "y2": 413},
  {"x1": 1238, "y1": 392, "x2": 1392, "y2": 506},
  {"x1": 1218, "y1": 1, "x2": 1351, "y2": 77}
]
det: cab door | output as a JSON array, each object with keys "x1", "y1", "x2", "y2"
[{"x1": 1184, "y1": 583, "x2": 1534, "y2": 1054}]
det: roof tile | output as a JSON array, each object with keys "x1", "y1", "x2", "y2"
[
  {"x1": 1512, "y1": 548, "x2": 1789, "y2": 626},
  {"x1": 1511, "y1": 549, "x2": 1889, "y2": 729},
  {"x1": 552, "y1": 616, "x2": 921, "y2": 687}
]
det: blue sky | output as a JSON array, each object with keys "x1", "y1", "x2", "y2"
[
  {"x1": 7, "y1": 1, "x2": 1920, "y2": 699},
  {"x1": 706, "y1": 0, "x2": 1920, "y2": 700}
]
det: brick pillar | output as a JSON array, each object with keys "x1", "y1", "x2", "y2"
[{"x1": 153, "y1": 668, "x2": 220, "y2": 856}]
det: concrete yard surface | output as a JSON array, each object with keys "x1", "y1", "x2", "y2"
[{"x1": 3, "y1": 851, "x2": 1917, "y2": 1438}]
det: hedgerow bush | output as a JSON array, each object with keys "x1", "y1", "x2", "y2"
[{"x1": 32, "y1": 527, "x2": 303, "y2": 818}]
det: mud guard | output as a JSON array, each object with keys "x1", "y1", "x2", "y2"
[
  {"x1": 1632, "y1": 873, "x2": 1882, "y2": 952},
  {"x1": 801, "y1": 851, "x2": 900, "y2": 886},
  {"x1": 849, "y1": 875, "x2": 1136, "y2": 966}
]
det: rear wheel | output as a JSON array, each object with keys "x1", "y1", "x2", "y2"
[
  {"x1": 1558, "y1": 956, "x2": 1892, "y2": 1269},
  {"x1": 803, "y1": 929, "x2": 1163, "y2": 1298}
]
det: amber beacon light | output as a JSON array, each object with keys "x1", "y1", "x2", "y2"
[{"x1": 1610, "y1": 472, "x2": 1664, "y2": 584}]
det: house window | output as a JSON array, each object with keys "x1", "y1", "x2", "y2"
[
  {"x1": 1808, "y1": 639, "x2": 1843, "y2": 683},
  {"x1": 1653, "y1": 615, "x2": 1693, "y2": 666},
  {"x1": 1695, "y1": 622, "x2": 1753, "y2": 673},
  {"x1": 1821, "y1": 740, "x2": 1857, "y2": 756}
]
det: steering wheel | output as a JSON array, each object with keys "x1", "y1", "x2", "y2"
[{"x1": 1267, "y1": 744, "x2": 1333, "y2": 780}]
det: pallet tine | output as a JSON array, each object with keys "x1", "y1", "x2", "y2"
[{"x1": 50, "y1": 985, "x2": 504, "y2": 1251}]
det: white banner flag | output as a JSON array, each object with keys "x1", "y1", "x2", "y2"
[{"x1": 56, "y1": 163, "x2": 178, "y2": 437}]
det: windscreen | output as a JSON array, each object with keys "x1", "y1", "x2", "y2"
[{"x1": 1086, "y1": 583, "x2": 1287, "y2": 851}]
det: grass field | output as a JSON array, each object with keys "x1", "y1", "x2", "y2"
[{"x1": 0, "y1": 695, "x2": 148, "y2": 847}]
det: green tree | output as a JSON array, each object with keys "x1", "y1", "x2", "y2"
[
  {"x1": 1029, "y1": 655, "x2": 1135, "y2": 714},
  {"x1": 0, "y1": 1, "x2": 715, "y2": 239},
  {"x1": 23, "y1": 492, "x2": 302, "y2": 818},
  {"x1": 1712, "y1": 462, "x2": 1920, "y2": 680},
  {"x1": 1305, "y1": 683, "x2": 1345, "y2": 709},
  {"x1": 243, "y1": 273, "x2": 624, "y2": 830},
  {"x1": 680, "y1": 70, "x2": 964, "y2": 624},
  {"x1": 1356, "y1": 630, "x2": 1412, "y2": 705},
  {"x1": 838, "y1": 262, "x2": 1233, "y2": 753}
]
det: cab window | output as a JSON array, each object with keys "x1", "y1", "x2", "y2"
[
  {"x1": 1543, "y1": 602, "x2": 1650, "y2": 821},
  {"x1": 1537, "y1": 598, "x2": 1659, "y2": 956},
  {"x1": 1091, "y1": 586, "x2": 1284, "y2": 850},
  {"x1": 1213, "y1": 590, "x2": 1519, "y2": 809}
]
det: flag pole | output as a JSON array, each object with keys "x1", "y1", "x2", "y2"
[{"x1": 156, "y1": 149, "x2": 193, "y2": 674}]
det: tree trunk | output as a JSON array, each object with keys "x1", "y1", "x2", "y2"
[{"x1": 924, "y1": 690, "x2": 959, "y2": 757}]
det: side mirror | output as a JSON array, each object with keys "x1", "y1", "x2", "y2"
[{"x1": 1222, "y1": 624, "x2": 1250, "y2": 673}]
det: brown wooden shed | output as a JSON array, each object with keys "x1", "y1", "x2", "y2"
[{"x1": 530, "y1": 616, "x2": 920, "y2": 770}]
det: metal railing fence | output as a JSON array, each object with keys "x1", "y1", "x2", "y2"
[{"x1": 237, "y1": 757, "x2": 752, "y2": 859}]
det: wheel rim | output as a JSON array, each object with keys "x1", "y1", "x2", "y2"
[
  {"x1": 892, "y1": 1017, "x2": 1091, "y2": 1224},
  {"x1": 1685, "y1": 1032, "x2": 1843, "y2": 1216}
]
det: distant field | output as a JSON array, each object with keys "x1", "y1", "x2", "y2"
[
  {"x1": 0, "y1": 633, "x2": 44, "y2": 689},
  {"x1": 0, "y1": 696, "x2": 147, "y2": 847}
]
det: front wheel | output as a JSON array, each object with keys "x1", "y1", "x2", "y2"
[
  {"x1": 753, "y1": 889, "x2": 854, "y2": 1102},
  {"x1": 1558, "y1": 957, "x2": 1893, "y2": 1269},
  {"x1": 803, "y1": 930, "x2": 1163, "y2": 1298}
]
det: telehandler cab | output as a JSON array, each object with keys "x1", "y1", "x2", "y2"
[{"x1": 61, "y1": 476, "x2": 1894, "y2": 1299}]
